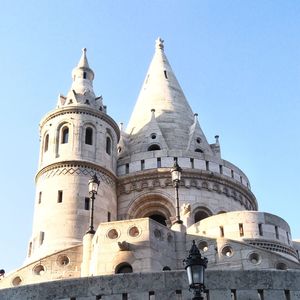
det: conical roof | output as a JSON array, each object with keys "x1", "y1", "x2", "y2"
[{"x1": 126, "y1": 38, "x2": 211, "y2": 152}]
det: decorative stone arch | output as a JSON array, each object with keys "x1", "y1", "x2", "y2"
[
  {"x1": 192, "y1": 206, "x2": 213, "y2": 223},
  {"x1": 55, "y1": 120, "x2": 74, "y2": 157},
  {"x1": 127, "y1": 192, "x2": 176, "y2": 226}
]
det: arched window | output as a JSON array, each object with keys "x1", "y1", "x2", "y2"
[
  {"x1": 85, "y1": 127, "x2": 93, "y2": 145},
  {"x1": 115, "y1": 263, "x2": 133, "y2": 274},
  {"x1": 44, "y1": 134, "x2": 49, "y2": 152},
  {"x1": 195, "y1": 148, "x2": 203, "y2": 153},
  {"x1": 106, "y1": 136, "x2": 112, "y2": 155},
  {"x1": 194, "y1": 207, "x2": 212, "y2": 223},
  {"x1": 61, "y1": 127, "x2": 69, "y2": 144},
  {"x1": 149, "y1": 214, "x2": 167, "y2": 226},
  {"x1": 148, "y1": 144, "x2": 161, "y2": 151}
]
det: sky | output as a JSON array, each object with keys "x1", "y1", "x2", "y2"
[{"x1": 0, "y1": 0, "x2": 300, "y2": 273}]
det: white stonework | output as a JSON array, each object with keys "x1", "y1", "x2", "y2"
[{"x1": 0, "y1": 39, "x2": 299, "y2": 299}]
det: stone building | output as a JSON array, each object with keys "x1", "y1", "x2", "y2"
[{"x1": 0, "y1": 39, "x2": 300, "y2": 299}]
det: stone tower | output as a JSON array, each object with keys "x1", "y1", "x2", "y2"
[{"x1": 27, "y1": 49, "x2": 120, "y2": 263}]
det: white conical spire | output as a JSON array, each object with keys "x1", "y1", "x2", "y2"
[
  {"x1": 126, "y1": 38, "x2": 209, "y2": 151},
  {"x1": 57, "y1": 49, "x2": 104, "y2": 110}
]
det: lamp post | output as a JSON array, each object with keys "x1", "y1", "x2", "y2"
[
  {"x1": 184, "y1": 240, "x2": 208, "y2": 300},
  {"x1": 87, "y1": 174, "x2": 100, "y2": 234},
  {"x1": 171, "y1": 160, "x2": 183, "y2": 224}
]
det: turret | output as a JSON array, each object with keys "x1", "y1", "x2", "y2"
[{"x1": 27, "y1": 49, "x2": 120, "y2": 263}]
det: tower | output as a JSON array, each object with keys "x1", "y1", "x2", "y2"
[{"x1": 27, "y1": 49, "x2": 120, "y2": 263}]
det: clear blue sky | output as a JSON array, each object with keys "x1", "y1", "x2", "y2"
[{"x1": 1, "y1": 1, "x2": 300, "y2": 272}]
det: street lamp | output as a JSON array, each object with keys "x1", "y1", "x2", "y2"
[
  {"x1": 87, "y1": 174, "x2": 100, "y2": 234},
  {"x1": 184, "y1": 240, "x2": 208, "y2": 300},
  {"x1": 171, "y1": 160, "x2": 183, "y2": 224}
]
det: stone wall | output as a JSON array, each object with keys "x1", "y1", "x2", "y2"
[{"x1": 1, "y1": 270, "x2": 300, "y2": 300}]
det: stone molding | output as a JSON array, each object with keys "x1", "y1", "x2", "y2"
[
  {"x1": 118, "y1": 169, "x2": 257, "y2": 210},
  {"x1": 35, "y1": 160, "x2": 116, "y2": 186}
]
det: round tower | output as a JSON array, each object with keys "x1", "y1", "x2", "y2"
[
  {"x1": 27, "y1": 49, "x2": 119, "y2": 263},
  {"x1": 117, "y1": 38, "x2": 257, "y2": 227}
]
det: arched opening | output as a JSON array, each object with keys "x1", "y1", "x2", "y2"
[
  {"x1": 106, "y1": 136, "x2": 112, "y2": 155},
  {"x1": 194, "y1": 207, "x2": 212, "y2": 223},
  {"x1": 61, "y1": 127, "x2": 69, "y2": 144},
  {"x1": 149, "y1": 214, "x2": 167, "y2": 226},
  {"x1": 115, "y1": 263, "x2": 133, "y2": 274},
  {"x1": 85, "y1": 127, "x2": 93, "y2": 145},
  {"x1": 44, "y1": 134, "x2": 49, "y2": 152},
  {"x1": 148, "y1": 144, "x2": 161, "y2": 151},
  {"x1": 195, "y1": 148, "x2": 203, "y2": 153}
]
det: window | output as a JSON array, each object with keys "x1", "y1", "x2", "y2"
[
  {"x1": 85, "y1": 127, "x2": 93, "y2": 145},
  {"x1": 164, "y1": 70, "x2": 168, "y2": 79},
  {"x1": 231, "y1": 169, "x2": 234, "y2": 178},
  {"x1": 220, "y1": 226, "x2": 224, "y2": 237},
  {"x1": 190, "y1": 158, "x2": 194, "y2": 168},
  {"x1": 231, "y1": 290, "x2": 237, "y2": 300},
  {"x1": 195, "y1": 148, "x2": 203, "y2": 153},
  {"x1": 148, "y1": 144, "x2": 160, "y2": 151},
  {"x1": 125, "y1": 163, "x2": 129, "y2": 174},
  {"x1": 239, "y1": 223, "x2": 244, "y2": 237},
  {"x1": 28, "y1": 242, "x2": 32, "y2": 257},
  {"x1": 258, "y1": 290, "x2": 264, "y2": 300},
  {"x1": 39, "y1": 231, "x2": 45, "y2": 245},
  {"x1": 141, "y1": 160, "x2": 145, "y2": 170},
  {"x1": 149, "y1": 291, "x2": 155, "y2": 300},
  {"x1": 84, "y1": 197, "x2": 90, "y2": 210},
  {"x1": 157, "y1": 157, "x2": 161, "y2": 168},
  {"x1": 122, "y1": 294, "x2": 128, "y2": 300},
  {"x1": 61, "y1": 127, "x2": 69, "y2": 144},
  {"x1": 194, "y1": 210, "x2": 210, "y2": 223},
  {"x1": 285, "y1": 290, "x2": 291, "y2": 300},
  {"x1": 275, "y1": 226, "x2": 279, "y2": 239},
  {"x1": 240, "y1": 176, "x2": 243, "y2": 183},
  {"x1": 205, "y1": 161, "x2": 209, "y2": 171},
  {"x1": 57, "y1": 190, "x2": 63, "y2": 203},
  {"x1": 38, "y1": 192, "x2": 42, "y2": 204},
  {"x1": 219, "y1": 165, "x2": 223, "y2": 174},
  {"x1": 107, "y1": 211, "x2": 111, "y2": 222},
  {"x1": 83, "y1": 71, "x2": 87, "y2": 79},
  {"x1": 106, "y1": 136, "x2": 112, "y2": 155},
  {"x1": 44, "y1": 134, "x2": 49, "y2": 152},
  {"x1": 258, "y1": 223, "x2": 263, "y2": 236},
  {"x1": 286, "y1": 232, "x2": 290, "y2": 244}
]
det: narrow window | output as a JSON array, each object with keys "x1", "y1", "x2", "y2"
[
  {"x1": 96, "y1": 296, "x2": 102, "y2": 300},
  {"x1": 258, "y1": 290, "x2": 264, "y2": 300},
  {"x1": 190, "y1": 158, "x2": 194, "y2": 168},
  {"x1": 107, "y1": 211, "x2": 111, "y2": 222},
  {"x1": 125, "y1": 163, "x2": 129, "y2": 174},
  {"x1": 164, "y1": 70, "x2": 168, "y2": 79},
  {"x1": 275, "y1": 226, "x2": 279, "y2": 239},
  {"x1": 157, "y1": 157, "x2": 161, "y2": 168},
  {"x1": 239, "y1": 223, "x2": 244, "y2": 237},
  {"x1": 240, "y1": 176, "x2": 243, "y2": 183},
  {"x1": 231, "y1": 290, "x2": 237, "y2": 300},
  {"x1": 122, "y1": 294, "x2": 128, "y2": 300},
  {"x1": 231, "y1": 169, "x2": 234, "y2": 178},
  {"x1": 62, "y1": 127, "x2": 69, "y2": 144},
  {"x1": 286, "y1": 232, "x2": 290, "y2": 244},
  {"x1": 85, "y1": 127, "x2": 93, "y2": 145},
  {"x1": 84, "y1": 197, "x2": 90, "y2": 210},
  {"x1": 38, "y1": 192, "x2": 42, "y2": 204},
  {"x1": 258, "y1": 223, "x2": 263, "y2": 236},
  {"x1": 149, "y1": 291, "x2": 155, "y2": 300},
  {"x1": 219, "y1": 165, "x2": 223, "y2": 174},
  {"x1": 141, "y1": 160, "x2": 145, "y2": 170},
  {"x1": 83, "y1": 71, "x2": 87, "y2": 79},
  {"x1": 176, "y1": 290, "x2": 182, "y2": 300},
  {"x1": 220, "y1": 226, "x2": 224, "y2": 237},
  {"x1": 285, "y1": 290, "x2": 291, "y2": 300},
  {"x1": 57, "y1": 190, "x2": 63, "y2": 203},
  {"x1": 39, "y1": 231, "x2": 45, "y2": 245},
  {"x1": 205, "y1": 161, "x2": 209, "y2": 171},
  {"x1": 106, "y1": 136, "x2": 112, "y2": 155},
  {"x1": 44, "y1": 134, "x2": 49, "y2": 152},
  {"x1": 28, "y1": 242, "x2": 32, "y2": 257}
]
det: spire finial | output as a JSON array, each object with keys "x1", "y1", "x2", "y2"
[
  {"x1": 78, "y1": 47, "x2": 89, "y2": 68},
  {"x1": 155, "y1": 37, "x2": 164, "y2": 50}
]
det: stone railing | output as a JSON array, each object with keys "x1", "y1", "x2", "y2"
[{"x1": 0, "y1": 270, "x2": 300, "y2": 300}]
